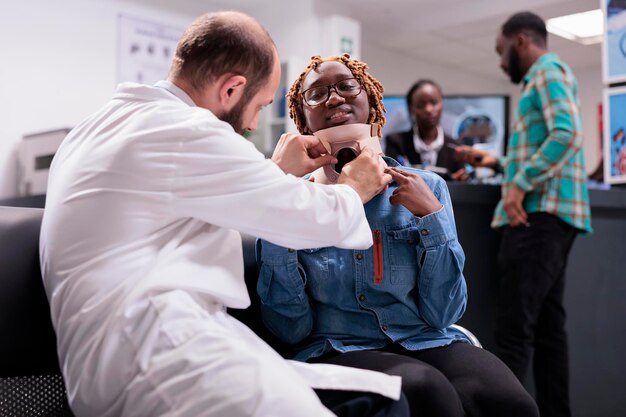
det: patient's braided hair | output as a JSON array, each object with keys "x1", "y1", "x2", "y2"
[{"x1": 286, "y1": 54, "x2": 386, "y2": 135}]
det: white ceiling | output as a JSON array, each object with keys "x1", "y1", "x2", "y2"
[{"x1": 129, "y1": 0, "x2": 602, "y2": 81}]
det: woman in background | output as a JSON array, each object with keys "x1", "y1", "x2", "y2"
[{"x1": 385, "y1": 79, "x2": 468, "y2": 180}]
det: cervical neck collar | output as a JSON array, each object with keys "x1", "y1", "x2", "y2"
[{"x1": 311, "y1": 123, "x2": 385, "y2": 184}]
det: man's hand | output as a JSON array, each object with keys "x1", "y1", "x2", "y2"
[
  {"x1": 504, "y1": 184, "x2": 528, "y2": 226},
  {"x1": 337, "y1": 149, "x2": 391, "y2": 204},
  {"x1": 271, "y1": 133, "x2": 337, "y2": 176},
  {"x1": 385, "y1": 168, "x2": 443, "y2": 217},
  {"x1": 450, "y1": 168, "x2": 470, "y2": 182},
  {"x1": 455, "y1": 145, "x2": 497, "y2": 168}
]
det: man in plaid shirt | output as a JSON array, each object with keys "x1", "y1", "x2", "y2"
[{"x1": 457, "y1": 11, "x2": 592, "y2": 417}]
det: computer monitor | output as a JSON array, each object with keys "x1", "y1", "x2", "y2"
[{"x1": 382, "y1": 94, "x2": 510, "y2": 156}]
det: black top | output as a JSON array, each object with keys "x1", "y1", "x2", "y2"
[{"x1": 385, "y1": 128, "x2": 464, "y2": 175}]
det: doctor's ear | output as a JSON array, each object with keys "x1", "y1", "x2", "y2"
[{"x1": 218, "y1": 74, "x2": 247, "y2": 107}]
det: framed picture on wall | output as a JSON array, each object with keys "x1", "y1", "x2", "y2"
[
  {"x1": 118, "y1": 14, "x2": 183, "y2": 85},
  {"x1": 602, "y1": 0, "x2": 626, "y2": 84},
  {"x1": 603, "y1": 86, "x2": 626, "y2": 184}
]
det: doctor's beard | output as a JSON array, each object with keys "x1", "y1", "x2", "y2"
[
  {"x1": 219, "y1": 96, "x2": 247, "y2": 135},
  {"x1": 217, "y1": 93, "x2": 250, "y2": 135}
]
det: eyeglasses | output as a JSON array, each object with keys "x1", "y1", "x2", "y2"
[{"x1": 302, "y1": 78, "x2": 362, "y2": 106}]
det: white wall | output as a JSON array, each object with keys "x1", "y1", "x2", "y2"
[
  {"x1": 0, "y1": 0, "x2": 194, "y2": 198},
  {"x1": 576, "y1": 66, "x2": 603, "y2": 172},
  {"x1": 363, "y1": 41, "x2": 515, "y2": 96},
  {"x1": 254, "y1": 1, "x2": 321, "y2": 62}
]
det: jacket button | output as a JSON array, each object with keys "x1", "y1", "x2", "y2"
[
  {"x1": 358, "y1": 294, "x2": 366, "y2": 302},
  {"x1": 420, "y1": 229, "x2": 429, "y2": 236},
  {"x1": 355, "y1": 254, "x2": 364, "y2": 260},
  {"x1": 382, "y1": 324, "x2": 388, "y2": 331}
]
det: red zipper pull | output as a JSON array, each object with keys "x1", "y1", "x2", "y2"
[{"x1": 373, "y1": 229, "x2": 383, "y2": 284}]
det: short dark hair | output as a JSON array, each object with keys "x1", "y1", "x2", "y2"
[
  {"x1": 169, "y1": 11, "x2": 275, "y2": 98},
  {"x1": 501, "y1": 11, "x2": 547, "y2": 46},
  {"x1": 405, "y1": 79, "x2": 442, "y2": 112}
]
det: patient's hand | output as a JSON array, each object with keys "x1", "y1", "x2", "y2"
[
  {"x1": 386, "y1": 168, "x2": 442, "y2": 217},
  {"x1": 338, "y1": 149, "x2": 391, "y2": 204}
]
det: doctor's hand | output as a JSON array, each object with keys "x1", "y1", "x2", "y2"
[
  {"x1": 338, "y1": 149, "x2": 391, "y2": 204},
  {"x1": 386, "y1": 168, "x2": 443, "y2": 217},
  {"x1": 271, "y1": 133, "x2": 337, "y2": 176}
]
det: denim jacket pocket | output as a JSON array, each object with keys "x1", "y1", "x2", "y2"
[
  {"x1": 298, "y1": 247, "x2": 332, "y2": 297},
  {"x1": 386, "y1": 225, "x2": 419, "y2": 284},
  {"x1": 257, "y1": 260, "x2": 307, "y2": 306}
]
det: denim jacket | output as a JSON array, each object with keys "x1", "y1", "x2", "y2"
[{"x1": 256, "y1": 158, "x2": 469, "y2": 361}]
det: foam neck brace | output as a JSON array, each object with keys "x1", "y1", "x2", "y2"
[{"x1": 311, "y1": 123, "x2": 385, "y2": 184}]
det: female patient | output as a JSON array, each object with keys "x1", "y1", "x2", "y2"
[{"x1": 256, "y1": 54, "x2": 538, "y2": 417}]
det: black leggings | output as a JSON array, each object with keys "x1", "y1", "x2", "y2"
[
  {"x1": 311, "y1": 342, "x2": 538, "y2": 417},
  {"x1": 315, "y1": 390, "x2": 410, "y2": 417}
]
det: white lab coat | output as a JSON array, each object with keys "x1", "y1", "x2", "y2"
[{"x1": 40, "y1": 81, "x2": 401, "y2": 417}]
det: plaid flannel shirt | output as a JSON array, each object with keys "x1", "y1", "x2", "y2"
[{"x1": 493, "y1": 52, "x2": 592, "y2": 233}]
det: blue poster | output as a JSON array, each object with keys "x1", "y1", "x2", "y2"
[
  {"x1": 604, "y1": 0, "x2": 626, "y2": 83},
  {"x1": 604, "y1": 88, "x2": 626, "y2": 183}
]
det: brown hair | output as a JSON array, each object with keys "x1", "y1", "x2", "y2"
[
  {"x1": 287, "y1": 54, "x2": 386, "y2": 135},
  {"x1": 169, "y1": 11, "x2": 275, "y2": 98}
]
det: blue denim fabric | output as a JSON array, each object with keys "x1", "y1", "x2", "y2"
[{"x1": 256, "y1": 158, "x2": 469, "y2": 361}]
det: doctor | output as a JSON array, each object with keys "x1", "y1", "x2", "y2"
[{"x1": 40, "y1": 11, "x2": 405, "y2": 417}]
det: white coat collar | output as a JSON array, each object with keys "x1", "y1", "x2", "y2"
[{"x1": 155, "y1": 80, "x2": 197, "y2": 107}]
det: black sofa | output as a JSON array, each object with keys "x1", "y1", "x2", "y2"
[{"x1": 0, "y1": 206, "x2": 71, "y2": 415}]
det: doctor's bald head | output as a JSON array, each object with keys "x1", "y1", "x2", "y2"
[{"x1": 168, "y1": 11, "x2": 276, "y2": 99}]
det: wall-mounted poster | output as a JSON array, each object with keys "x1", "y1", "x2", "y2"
[
  {"x1": 602, "y1": 0, "x2": 626, "y2": 84},
  {"x1": 118, "y1": 14, "x2": 183, "y2": 85},
  {"x1": 604, "y1": 86, "x2": 626, "y2": 184}
]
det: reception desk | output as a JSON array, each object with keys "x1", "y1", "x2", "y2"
[{"x1": 448, "y1": 183, "x2": 626, "y2": 417}]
